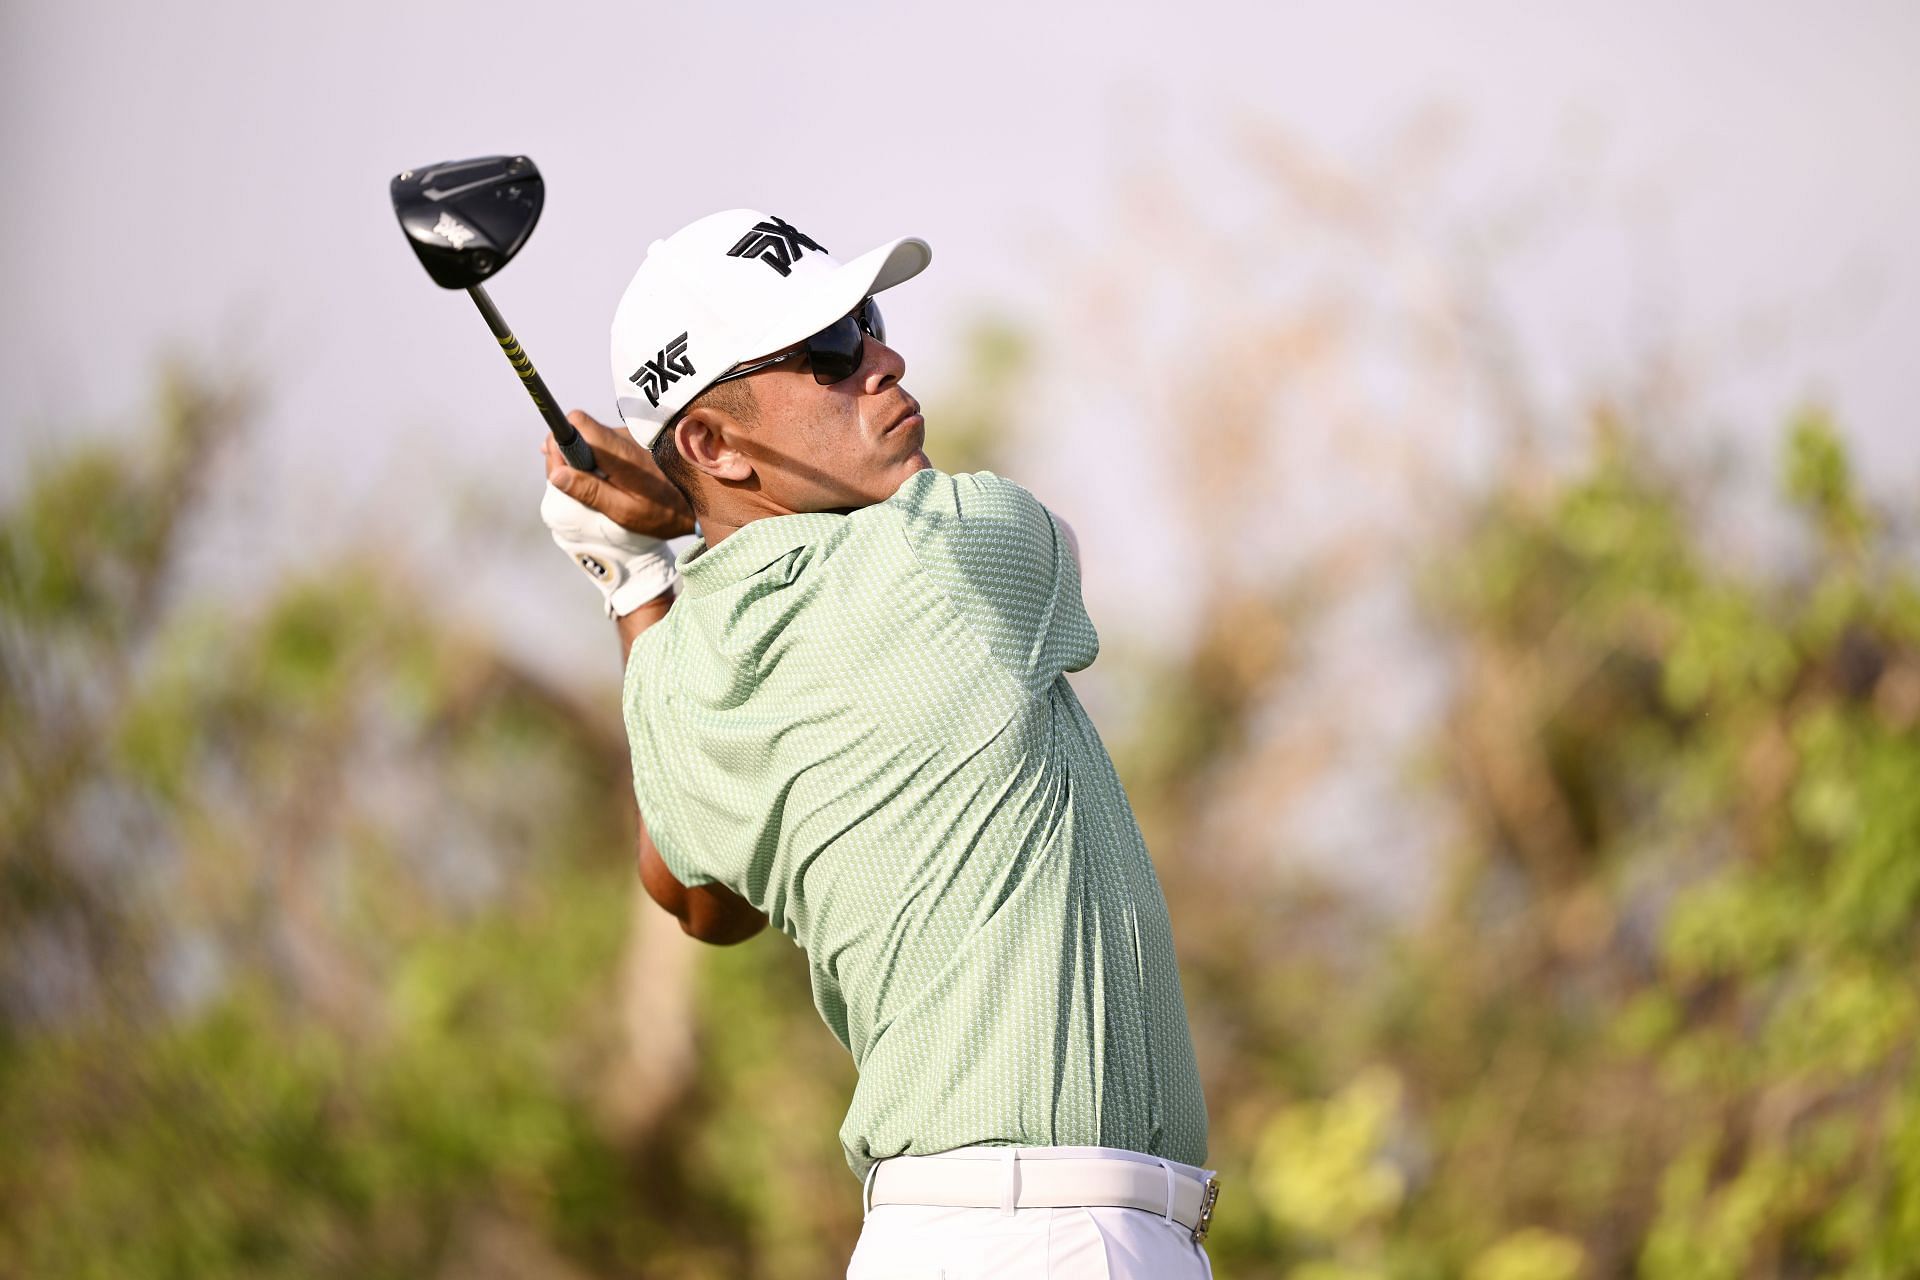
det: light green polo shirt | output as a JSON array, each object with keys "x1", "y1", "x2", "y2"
[{"x1": 622, "y1": 467, "x2": 1208, "y2": 1179}]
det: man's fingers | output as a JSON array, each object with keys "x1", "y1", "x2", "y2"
[
  {"x1": 567, "y1": 410, "x2": 640, "y2": 460},
  {"x1": 564, "y1": 409, "x2": 693, "y2": 522},
  {"x1": 545, "y1": 408, "x2": 696, "y2": 538},
  {"x1": 568, "y1": 410, "x2": 683, "y2": 495},
  {"x1": 547, "y1": 461, "x2": 601, "y2": 508},
  {"x1": 547, "y1": 458, "x2": 672, "y2": 533},
  {"x1": 567, "y1": 408, "x2": 610, "y2": 436},
  {"x1": 542, "y1": 438, "x2": 572, "y2": 486},
  {"x1": 547, "y1": 442, "x2": 621, "y2": 513},
  {"x1": 567, "y1": 408, "x2": 665, "y2": 481}
]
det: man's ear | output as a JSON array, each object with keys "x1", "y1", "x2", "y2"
[{"x1": 675, "y1": 408, "x2": 754, "y2": 485}]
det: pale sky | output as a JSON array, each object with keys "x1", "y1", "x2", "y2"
[{"x1": 3, "y1": 0, "x2": 1915, "y2": 638}]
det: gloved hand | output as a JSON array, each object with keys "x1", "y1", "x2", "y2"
[
  {"x1": 540, "y1": 482, "x2": 679, "y2": 617},
  {"x1": 538, "y1": 410, "x2": 696, "y2": 617}
]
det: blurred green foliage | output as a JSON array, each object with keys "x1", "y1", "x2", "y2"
[
  {"x1": 2, "y1": 367, "x2": 1916, "y2": 1279},
  {"x1": 1168, "y1": 408, "x2": 1920, "y2": 1279}
]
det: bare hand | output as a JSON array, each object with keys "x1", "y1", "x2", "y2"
[{"x1": 542, "y1": 411, "x2": 696, "y2": 540}]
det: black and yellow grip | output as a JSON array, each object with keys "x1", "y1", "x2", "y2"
[{"x1": 466, "y1": 284, "x2": 597, "y2": 472}]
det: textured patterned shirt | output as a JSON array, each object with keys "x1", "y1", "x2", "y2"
[{"x1": 622, "y1": 468, "x2": 1209, "y2": 1178}]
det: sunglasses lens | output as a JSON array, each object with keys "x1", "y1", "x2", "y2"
[
  {"x1": 862, "y1": 297, "x2": 885, "y2": 345},
  {"x1": 807, "y1": 313, "x2": 866, "y2": 385}
]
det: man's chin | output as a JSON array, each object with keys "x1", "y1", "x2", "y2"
[
  {"x1": 887, "y1": 450, "x2": 931, "y2": 494},
  {"x1": 821, "y1": 455, "x2": 933, "y2": 514}
]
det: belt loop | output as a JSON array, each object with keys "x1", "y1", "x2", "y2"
[
  {"x1": 999, "y1": 1148, "x2": 1020, "y2": 1216},
  {"x1": 862, "y1": 1158, "x2": 881, "y2": 1221},
  {"x1": 1156, "y1": 1159, "x2": 1176, "y2": 1226}
]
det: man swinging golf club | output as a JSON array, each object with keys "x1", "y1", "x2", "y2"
[{"x1": 538, "y1": 209, "x2": 1217, "y2": 1277}]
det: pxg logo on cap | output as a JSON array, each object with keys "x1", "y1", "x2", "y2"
[
  {"x1": 630, "y1": 332, "x2": 695, "y2": 409},
  {"x1": 726, "y1": 216, "x2": 827, "y2": 277}
]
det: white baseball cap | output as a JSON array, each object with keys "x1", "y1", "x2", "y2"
[{"x1": 610, "y1": 209, "x2": 932, "y2": 451}]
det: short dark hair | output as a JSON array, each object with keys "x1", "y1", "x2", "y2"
[{"x1": 650, "y1": 378, "x2": 759, "y2": 514}]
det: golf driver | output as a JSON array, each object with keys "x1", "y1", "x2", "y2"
[{"x1": 389, "y1": 154, "x2": 596, "y2": 472}]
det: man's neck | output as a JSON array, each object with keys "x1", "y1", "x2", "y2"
[
  {"x1": 696, "y1": 493, "x2": 803, "y2": 547},
  {"x1": 697, "y1": 479, "x2": 892, "y2": 547},
  {"x1": 697, "y1": 516, "x2": 742, "y2": 547}
]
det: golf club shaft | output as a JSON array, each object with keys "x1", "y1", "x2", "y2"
[{"x1": 466, "y1": 284, "x2": 597, "y2": 472}]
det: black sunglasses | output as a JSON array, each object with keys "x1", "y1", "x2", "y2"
[{"x1": 713, "y1": 296, "x2": 885, "y2": 389}]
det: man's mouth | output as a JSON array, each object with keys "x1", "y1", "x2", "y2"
[{"x1": 885, "y1": 400, "x2": 924, "y2": 437}]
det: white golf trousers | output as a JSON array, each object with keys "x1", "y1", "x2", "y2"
[{"x1": 845, "y1": 1146, "x2": 1217, "y2": 1279}]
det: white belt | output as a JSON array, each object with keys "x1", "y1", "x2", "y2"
[{"x1": 865, "y1": 1150, "x2": 1222, "y2": 1244}]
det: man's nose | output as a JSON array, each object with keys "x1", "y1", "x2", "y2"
[{"x1": 861, "y1": 337, "x2": 905, "y2": 393}]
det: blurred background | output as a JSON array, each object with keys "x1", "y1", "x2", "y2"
[{"x1": 4, "y1": 1, "x2": 1918, "y2": 1276}]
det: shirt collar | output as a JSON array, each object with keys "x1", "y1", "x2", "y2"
[{"x1": 675, "y1": 511, "x2": 847, "y2": 600}]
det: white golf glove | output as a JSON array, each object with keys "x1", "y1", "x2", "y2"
[{"x1": 539, "y1": 482, "x2": 679, "y2": 617}]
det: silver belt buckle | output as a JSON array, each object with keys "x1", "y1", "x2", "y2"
[{"x1": 1191, "y1": 1175, "x2": 1220, "y2": 1244}]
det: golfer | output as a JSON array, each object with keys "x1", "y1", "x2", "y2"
[{"x1": 538, "y1": 210, "x2": 1217, "y2": 1278}]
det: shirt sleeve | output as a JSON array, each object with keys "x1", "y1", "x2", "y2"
[
  {"x1": 620, "y1": 622, "x2": 717, "y2": 888},
  {"x1": 889, "y1": 469, "x2": 1099, "y2": 692}
]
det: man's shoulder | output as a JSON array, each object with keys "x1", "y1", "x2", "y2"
[
  {"x1": 881, "y1": 467, "x2": 1039, "y2": 522},
  {"x1": 881, "y1": 468, "x2": 1062, "y2": 568}
]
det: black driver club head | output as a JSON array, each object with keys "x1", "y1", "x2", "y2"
[{"x1": 390, "y1": 155, "x2": 544, "y2": 289}]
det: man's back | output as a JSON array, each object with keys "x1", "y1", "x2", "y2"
[{"x1": 623, "y1": 468, "x2": 1209, "y2": 1177}]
